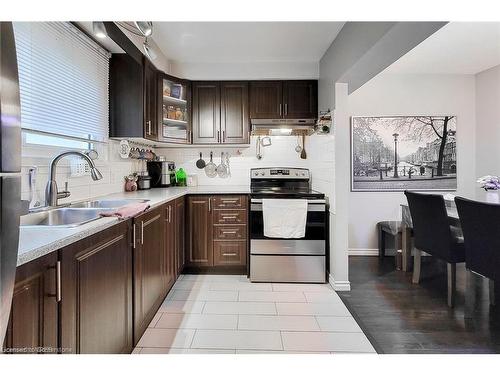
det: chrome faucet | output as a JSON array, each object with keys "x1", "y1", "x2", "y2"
[{"x1": 45, "y1": 151, "x2": 103, "y2": 207}]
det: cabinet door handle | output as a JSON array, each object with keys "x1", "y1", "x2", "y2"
[
  {"x1": 279, "y1": 104, "x2": 282, "y2": 117},
  {"x1": 208, "y1": 198, "x2": 211, "y2": 212},
  {"x1": 56, "y1": 261, "x2": 62, "y2": 302},
  {"x1": 222, "y1": 252, "x2": 238, "y2": 257},
  {"x1": 284, "y1": 103, "x2": 288, "y2": 116},
  {"x1": 141, "y1": 221, "x2": 144, "y2": 245},
  {"x1": 133, "y1": 223, "x2": 136, "y2": 248},
  {"x1": 169, "y1": 206, "x2": 172, "y2": 223},
  {"x1": 222, "y1": 215, "x2": 237, "y2": 220},
  {"x1": 147, "y1": 120, "x2": 152, "y2": 135},
  {"x1": 222, "y1": 130, "x2": 226, "y2": 143},
  {"x1": 222, "y1": 231, "x2": 237, "y2": 234}
]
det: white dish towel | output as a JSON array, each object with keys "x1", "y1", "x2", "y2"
[{"x1": 262, "y1": 199, "x2": 308, "y2": 238}]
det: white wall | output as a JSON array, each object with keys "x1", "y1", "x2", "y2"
[
  {"x1": 347, "y1": 73, "x2": 476, "y2": 251},
  {"x1": 475, "y1": 64, "x2": 500, "y2": 177}
]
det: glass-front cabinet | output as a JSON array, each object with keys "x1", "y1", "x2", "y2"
[{"x1": 160, "y1": 75, "x2": 191, "y2": 143}]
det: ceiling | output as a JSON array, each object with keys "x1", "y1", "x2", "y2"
[
  {"x1": 384, "y1": 22, "x2": 500, "y2": 75},
  {"x1": 151, "y1": 22, "x2": 344, "y2": 63}
]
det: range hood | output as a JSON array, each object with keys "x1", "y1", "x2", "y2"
[{"x1": 251, "y1": 118, "x2": 316, "y2": 134}]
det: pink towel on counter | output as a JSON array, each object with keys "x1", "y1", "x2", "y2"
[{"x1": 100, "y1": 202, "x2": 150, "y2": 219}]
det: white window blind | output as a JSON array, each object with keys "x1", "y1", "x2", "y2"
[{"x1": 13, "y1": 22, "x2": 110, "y2": 143}]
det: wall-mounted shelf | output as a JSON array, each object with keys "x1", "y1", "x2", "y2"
[
  {"x1": 163, "y1": 118, "x2": 188, "y2": 126},
  {"x1": 163, "y1": 95, "x2": 187, "y2": 106}
]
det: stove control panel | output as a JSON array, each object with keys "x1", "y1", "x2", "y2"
[{"x1": 251, "y1": 168, "x2": 310, "y2": 179}]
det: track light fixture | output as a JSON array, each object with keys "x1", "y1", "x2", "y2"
[{"x1": 92, "y1": 21, "x2": 107, "y2": 39}]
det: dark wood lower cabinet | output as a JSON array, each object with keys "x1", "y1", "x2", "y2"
[
  {"x1": 164, "y1": 201, "x2": 176, "y2": 291},
  {"x1": 186, "y1": 196, "x2": 214, "y2": 267},
  {"x1": 174, "y1": 197, "x2": 186, "y2": 277},
  {"x1": 132, "y1": 206, "x2": 166, "y2": 345},
  {"x1": 5, "y1": 195, "x2": 246, "y2": 354},
  {"x1": 60, "y1": 221, "x2": 133, "y2": 354},
  {"x1": 2, "y1": 252, "x2": 58, "y2": 354},
  {"x1": 186, "y1": 195, "x2": 248, "y2": 272}
]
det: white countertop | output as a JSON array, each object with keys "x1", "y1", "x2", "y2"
[{"x1": 17, "y1": 185, "x2": 250, "y2": 266}]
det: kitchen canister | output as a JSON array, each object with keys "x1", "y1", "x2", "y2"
[{"x1": 187, "y1": 174, "x2": 198, "y2": 187}]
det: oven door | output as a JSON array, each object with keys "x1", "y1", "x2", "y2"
[{"x1": 250, "y1": 198, "x2": 326, "y2": 241}]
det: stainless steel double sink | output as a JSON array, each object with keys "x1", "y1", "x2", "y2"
[{"x1": 20, "y1": 199, "x2": 150, "y2": 228}]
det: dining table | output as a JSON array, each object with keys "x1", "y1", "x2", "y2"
[{"x1": 399, "y1": 190, "x2": 497, "y2": 271}]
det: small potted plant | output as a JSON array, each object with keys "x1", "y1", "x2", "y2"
[{"x1": 477, "y1": 175, "x2": 500, "y2": 203}]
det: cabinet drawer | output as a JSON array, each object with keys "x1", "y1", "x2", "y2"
[
  {"x1": 213, "y1": 210, "x2": 247, "y2": 224},
  {"x1": 212, "y1": 196, "x2": 247, "y2": 209},
  {"x1": 214, "y1": 226, "x2": 247, "y2": 240},
  {"x1": 213, "y1": 241, "x2": 246, "y2": 266}
]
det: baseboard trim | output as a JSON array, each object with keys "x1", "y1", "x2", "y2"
[
  {"x1": 348, "y1": 248, "x2": 379, "y2": 256},
  {"x1": 329, "y1": 274, "x2": 351, "y2": 291}
]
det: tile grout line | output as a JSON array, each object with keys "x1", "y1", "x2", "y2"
[
  {"x1": 189, "y1": 329, "x2": 197, "y2": 349},
  {"x1": 279, "y1": 331, "x2": 285, "y2": 351}
]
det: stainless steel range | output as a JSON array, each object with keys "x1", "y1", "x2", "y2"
[{"x1": 249, "y1": 168, "x2": 327, "y2": 283}]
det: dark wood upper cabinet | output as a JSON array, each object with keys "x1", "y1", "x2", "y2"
[
  {"x1": 249, "y1": 81, "x2": 283, "y2": 119},
  {"x1": 109, "y1": 54, "x2": 159, "y2": 140},
  {"x1": 133, "y1": 206, "x2": 166, "y2": 345},
  {"x1": 192, "y1": 82, "x2": 221, "y2": 144},
  {"x1": 249, "y1": 80, "x2": 317, "y2": 119},
  {"x1": 60, "y1": 221, "x2": 133, "y2": 354},
  {"x1": 186, "y1": 196, "x2": 213, "y2": 267},
  {"x1": 143, "y1": 59, "x2": 159, "y2": 140},
  {"x1": 221, "y1": 81, "x2": 249, "y2": 144},
  {"x1": 3, "y1": 253, "x2": 58, "y2": 354},
  {"x1": 283, "y1": 80, "x2": 318, "y2": 119}
]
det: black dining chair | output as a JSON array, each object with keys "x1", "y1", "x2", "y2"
[
  {"x1": 455, "y1": 196, "x2": 500, "y2": 307},
  {"x1": 404, "y1": 191, "x2": 465, "y2": 307}
]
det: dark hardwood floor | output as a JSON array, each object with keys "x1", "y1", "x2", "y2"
[{"x1": 338, "y1": 256, "x2": 500, "y2": 353}]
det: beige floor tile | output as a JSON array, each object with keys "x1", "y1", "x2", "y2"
[
  {"x1": 157, "y1": 300, "x2": 205, "y2": 314},
  {"x1": 315, "y1": 316, "x2": 363, "y2": 332},
  {"x1": 238, "y1": 291, "x2": 306, "y2": 302},
  {"x1": 236, "y1": 350, "x2": 331, "y2": 354},
  {"x1": 181, "y1": 274, "x2": 243, "y2": 282},
  {"x1": 167, "y1": 289, "x2": 238, "y2": 302},
  {"x1": 303, "y1": 291, "x2": 343, "y2": 304},
  {"x1": 272, "y1": 283, "x2": 333, "y2": 292},
  {"x1": 209, "y1": 282, "x2": 273, "y2": 291},
  {"x1": 148, "y1": 312, "x2": 162, "y2": 328},
  {"x1": 238, "y1": 315, "x2": 320, "y2": 331},
  {"x1": 276, "y1": 302, "x2": 351, "y2": 316},
  {"x1": 281, "y1": 332, "x2": 376, "y2": 353},
  {"x1": 203, "y1": 301, "x2": 277, "y2": 315},
  {"x1": 136, "y1": 328, "x2": 196, "y2": 348},
  {"x1": 140, "y1": 347, "x2": 235, "y2": 354},
  {"x1": 156, "y1": 313, "x2": 238, "y2": 330},
  {"x1": 172, "y1": 281, "x2": 211, "y2": 291},
  {"x1": 192, "y1": 330, "x2": 282, "y2": 350}
]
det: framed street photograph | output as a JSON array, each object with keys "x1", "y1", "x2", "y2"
[{"x1": 351, "y1": 116, "x2": 457, "y2": 192}]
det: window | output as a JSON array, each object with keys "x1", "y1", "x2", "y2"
[{"x1": 13, "y1": 22, "x2": 110, "y2": 144}]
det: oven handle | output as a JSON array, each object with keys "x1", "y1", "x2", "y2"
[
  {"x1": 250, "y1": 199, "x2": 325, "y2": 204},
  {"x1": 250, "y1": 199, "x2": 326, "y2": 212}
]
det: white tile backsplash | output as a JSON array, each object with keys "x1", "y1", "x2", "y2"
[
  {"x1": 155, "y1": 135, "x2": 335, "y2": 200},
  {"x1": 20, "y1": 134, "x2": 335, "y2": 204},
  {"x1": 21, "y1": 140, "x2": 138, "y2": 204}
]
